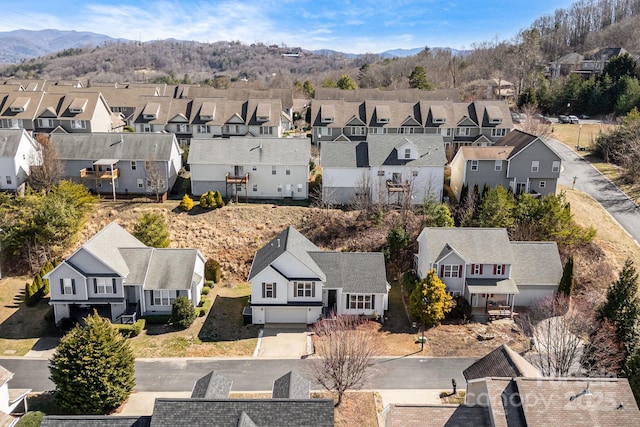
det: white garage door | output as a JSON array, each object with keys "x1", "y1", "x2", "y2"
[{"x1": 265, "y1": 307, "x2": 307, "y2": 324}]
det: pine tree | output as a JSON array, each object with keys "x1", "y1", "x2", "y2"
[
  {"x1": 597, "y1": 259, "x2": 640, "y2": 354},
  {"x1": 409, "y1": 269, "x2": 453, "y2": 328},
  {"x1": 133, "y1": 213, "x2": 170, "y2": 248},
  {"x1": 558, "y1": 257, "x2": 574, "y2": 296},
  {"x1": 409, "y1": 66, "x2": 433, "y2": 90},
  {"x1": 49, "y1": 312, "x2": 135, "y2": 414},
  {"x1": 172, "y1": 296, "x2": 196, "y2": 329},
  {"x1": 478, "y1": 185, "x2": 515, "y2": 229}
]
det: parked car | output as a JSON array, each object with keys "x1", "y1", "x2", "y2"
[
  {"x1": 535, "y1": 114, "x2": 552, "y2": 123},
  {"x1": 511, "y1": 112, "x2": 521, "y2": 124},
  {"x1": 568, "y1": 115, "x2": 580, "y2": 124},
  {"x1": 558, "y1": 115, "x2": 570, "y2": 123}
]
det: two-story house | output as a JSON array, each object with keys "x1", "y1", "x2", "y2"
[
  {"x1": 50, "y1": 133, "x2": 182, "y2": 201},
  {"x1": 0, "y1": 128, "x2": 40, "y2": 193},
  {"x1": 321, "y1": 134, "x2": 446, "y2": 205},
  {"x1": 449, "y1": 129, "x2": 561, "y2": 200},
  {"x1": 188, "y1": 137, "x2": 310, "y2": 200},
  {"x1": 415, "y1": 227, "x2": 562, "y2": 317},
  {"x1": 45, "y1": 222, "x2": 205, "y2": 325},
  {"x1": 248, "y1": 226, "x2": 389, "y2": 324}
]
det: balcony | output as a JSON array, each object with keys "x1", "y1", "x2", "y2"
[
  {"x1": 386, "y1": 180, "x2": 410, "y2": 192},
  {"x1": 80, "y1": 168, "x2": 119, "y2": 180},
  {"x1": 225, "y1": 172, "x2": 249, "y2": 184}
]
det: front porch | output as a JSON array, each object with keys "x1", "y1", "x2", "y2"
[{"x1": 466, "y1": 278, "x2": 519, "y2": 322}]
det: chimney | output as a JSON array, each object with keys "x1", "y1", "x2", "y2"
[{"x1": 277, "y1": 239, "x2": 280, "y2": 248}]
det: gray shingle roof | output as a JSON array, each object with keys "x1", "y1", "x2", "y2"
[
  {"x1": 0, "y1": 128, "x2": 29, "y2": 158},
  {"x1": 49, "y1": 133, "x2": 178, "y2": 162},
  {"x1": 309, "y1": 252, "x2": 388, "y2": 293},
  {"x1": 143, "y1": 249, "x2": 200, "y2": 290},
  {"x1": 420, "y1": 227, "x2": 514, "y2": 265},
  {"x1": 188, "y1": 137, "x2": 310, "y2": 166},
  {"x1": 510, "y1": 242, "x2": 563, "y2": 287},
  {"x1": 191, "y1": 371, "x2": 233, "y2": 399},
  {"x1": 386, "y1": 404, "x2": 492, "y2": 427},
  {"x1": 272, "y1": 371, "x2": 310, "y2": 399},
  {"x1": 463, "y1": 344, "x2": 541, "y2": 381},
  {"x1": 40, "y1": 416, "x2": 151, "y2": 427},
  {"x1": 149, "y1": 398, "x2": 334, "y2": 427}
]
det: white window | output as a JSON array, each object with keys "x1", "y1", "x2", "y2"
[
  {"x1": 262, "y1": 283, "x2": 276, "y2": 298},
  {"x1": 236, "y1": 184, "x2": 242, "y2": 191},
  {"x1": 443, "y1": 265, "x2": 460, "y2": 278},
  {"x1": 142, "y1": 124, "x2": 151, "y2": 132},
  {"x1": 137, "y1": 179, "x2": 144, "y2": 188},
  {"x1": 369, "y1": 127, "x2": 384, "y2": 134},
  {"x1": 412, "y1": 170, "x2": 418, "y2": 177},
  {"x1": 285, "y1": 166, "x2": 291, "y2": 175},
  {"x1": 471, "y1": 160, "x2": 478, "y2": 171},
  {"x1": 272, "y1": 166, "x2": 277, "y2": 175},
  {"x1": 8, "y1": 119, "x2": 19, "y2": 128},
  {"x1": 491, "y1": 128, "x2": 507, "y2": 137},
  {"x1": 38, "y1": 118, "x2": 54, "y2": 128},
  {"x1": 176, "y1": 124, "x2": 189, "y2": 133},
  {"x1": 399, "y1": 127, "x2": 415, "y2": 134},
  {"x1": 494, "y1": 160, "x2": 502, "y2": 171},
  {"x1": 539, "y1": 181, "x2": 546, "y2": 188},
  {"x1": 297, "y1": 183, "x2": 303, "y2": 192},
  {"x1": 456, "y1": 127, "x2": 470, "y2": 136},
  {"x1": 319, "y1": 127, "x2": 331, "y2": 136},
  {"x1": 131, "y1": 161, "x2": 137, "y2": 171},
  {"x1": 253, "y1": 184, "x2": 258, "y2": 192},
  {"x1": 295, "y1": 282, "x2": 315, "y2": 297},
  {"x1": 472, "y1": 264, "x2": 481, "y2": 275},
  {"x1": 198, "y1": 125, "x2": 209, "y2": 133},
  {"x1": 437, "y1": 128, "x2": 452, "y2": 136},
  {"x1": 62, "y1": 278, "x2": 74, "y2": 295},
  {"x1": 277, "y1": 184, "x2": 282, "y2": 192},
  {"x1": 350, "y1": 127, "x2": 365, "y2": 136},
  {"x1": 531, "y1": 161, "x2": 539, "y2": 172},
  {"x1": 95, "y1": 278, "x2": 112, "y2": 294},
  {"x1": 71, "y1": 120, "x2": 86, "y2": 129},
  {"x1": 377, "y1": 171, "x2": 385, "y2": 176},
  {"x1": 495, "y1": 264, "x2": 505, "y2": 275},
  {"x1": 348, "y1": 294, "x2": 374, "y2": 310},
  {"x1": 260, "y1": 126, "x2": 274, "y2": 135},
  {"x1": 404, "y1": 148, "x2": 411, "y2": 159},
  {"x1": 226, "y1": 124, "x2": 241, "y2": 134},
  {"x1": 6, "y1": 176, "x2": 12, "y2": 185},
  {"x1": 552, "y1": 161, "x2": 560, "y2": 172},
  {"x1": 153, "y1": 290, "x2": 174, "y2": 306},
  {"x1": 252, "y1": 165, "x2": 257, "y2": 171}
]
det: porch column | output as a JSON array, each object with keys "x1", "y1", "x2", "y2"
[{"x1": 510, "y1": 294, "x2": 515, "y2": 317}]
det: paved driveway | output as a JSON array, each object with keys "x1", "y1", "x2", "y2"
[{"x1": 255, "y1": 326, "x2": 310, "y2": 359}]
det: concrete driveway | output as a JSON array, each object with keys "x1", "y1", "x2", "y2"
[{"x1": 254, "y1": 325, "x2": 310, "y2": 359}]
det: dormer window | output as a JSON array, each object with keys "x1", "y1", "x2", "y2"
[
  {"x1": 256, "y1": 103, "x2": 270, "y2": 122},
  {"x1": 9, "y1": 97, "x2": 30, "y2": 113},
  {"x1": 69, "y1": 98, "x2": 88, "y2": 114},
  {"x1": 199, "y1": 102, "x2": 215, "y2": 121},
  {"x1": 142, "y1": 103, "x2": 160, "y2": 120},
  {"x1": 320, "y1": 105, "x2": 335, "y2": 123},
  {"x1": 430, "y1": 105, "x2": 447, "y2": 124},
  {"x1": 486, "y1": 105, "x2": 503, "y2": 124},
  {"x1": 376, "y1": 105, "x2": 390, "y2": 124},
  {"x1": 404, "y1": 148, "x2": 411, "y2": 159}
]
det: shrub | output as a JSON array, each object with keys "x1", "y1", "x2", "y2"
[
  {"x1": 201, "y1": 286, "x2": 211, "y2": 295},
  {"x1": 171, "y1": 296, "x2": 196, "y2": 329},
  {"x1": 114, "y1": 319, "x2": 146, "y2": 338},
  {"x1": 15, "y1": 411, "x2": 44, "y2": 427},
  {"x1": 196, "y1": 299, "x2": 213, "y2": 317},
  {"x1": 133, "y1": 213, "x2": 170, "y2": 248},
  {"x1": 205, "y1": 280, "x2": 215, "y2": 287},
  {"x1": 214, "y1": 190, "x2": 225, "y2": 208},
  {"x1": 200, "y1": 191, "x2": 217, "y2": 209},
  {"x1": 205, "y1": 259, "x2": 222, "y2": 283},
  {"x1": 179, "y1": 194, "x2": 194, "y2": 211}
]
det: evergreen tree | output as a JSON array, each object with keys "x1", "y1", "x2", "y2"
[
  {"x1": 409, "y1": 66, "x2": 433, "y2": 90},
  {"x1": 409, "y1": 269, "x2": 453, "y2": 328},
  {"x1": 133, "y1": 213, "x2": 170, "y2": 248},
  {"x1": 199, "y1": 191, "x2": 216, "y2": 209},
  {"x1": 213, "y1": 191, "x2": 225, "y2": 208},
  {"x1": 336, "y1": 74, "x2": 357, "y2": 90},
  {"x1": 171, "y1": 296, "x2": 196, "y2": 329},
  {"x1": 597, "y1": 259, "x2": 640, "y2": 354},
  {"x1": 478, "y1": 185, "x2": 515, "y2": 229},
  {"x1": 624, "y1": 345, "x2": 640, "y2": 404},
  {"x1": 558, "y1": 257, "x2": 574, "y2": 296},
  {"x1": 49, "y1": 313, "x2": 135, "y2": 414}
]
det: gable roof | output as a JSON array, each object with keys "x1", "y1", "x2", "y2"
[
  {"x1": 121, "y1": 248, "x2": 201, "y2": 290},
  {"x1": 49, "y1": 133, "x2": 178, "y2": 162},
  {"x1": 272, "y1": 371, "x2": 310, "y2": 399},
  {"x1": 309, "y1": 252, "x2": 389, "y2": 293},
  {"x1": 495, "y1": 129, "x2": 539, "y2": 158},
  {"x1": 0, "y1": 128, "x2": 32, "y2": 158},
  {"x1": 509, "y1": 242, "x2": 563, "y2": 287},
  {"x1": 463, "y1": 344, "x2": 541, "y2": 381},
  {"x1": 191, "y1": 371, "x2": 233, "y2": 399},
  {"x1": 385, "y1": 404, "x2": 491, "y2": 427},
  {"x1": 248, "y1": 226, "x2": 323, "y2": 281},
  {"x1": 419, "y1": 227, "x2": 514, "y2": 265},
  {"x1": 188, "y1": 138, "x2": 309, "y2": 166},
  {"x1": 149, "y1": 398, "x2": 334, "y2": 427}
]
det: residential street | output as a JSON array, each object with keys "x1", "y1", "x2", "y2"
[
  {"x1": 547, "y1": 138, "x2": 640, "y2": 245},
  {"x1": 0, "y1": 356, "x2": 475, "y2": 393}
]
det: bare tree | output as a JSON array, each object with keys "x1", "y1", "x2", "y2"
[
  {"x1": 518, "y1": 295, "x2": 595, "y2": 377},
  {"x1": 28, "y1": 134, "x2": 63, "y2": 193},
  {"x1": 581, "y1": 319, "x2": 626, "y2": 377},
  {"x1": 519, "y1": 105, "x2": 553, "y2": 138},
  {"x1": 307, "y1": 315, "x2": 379, "y2": 406},
  {"x1": 349, "y1": 170, "x2": 374, "y2": 214},
  {"x1": 145, "y1": 159, "x2": 165, "y2": 202}
]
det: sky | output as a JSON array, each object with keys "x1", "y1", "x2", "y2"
[{"x1": 2, "y1": 0, "x2": 577, "y2": 53}]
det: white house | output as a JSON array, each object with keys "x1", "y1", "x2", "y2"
[
  {"x1": 321, "y1": 134, "x2": 446, "y2": 205},
  {"x1": 0, "y1": 365, "x2": 30, "y2": 426},
  {"x1": 0, "y1": 128, "x2": 40, "y2": 193},
  {"x1": 188, "y1": 137, "x2": 310, "y2": 200},
  {"x1": 248, "y1": 226, "x2": 390, "y2": 324},
  {"x1": 415, "y1": 227, "x2": 562, "y2": 316},
  {"x1": 45, "y1": 222, "x2": 205, "y2": 325}
]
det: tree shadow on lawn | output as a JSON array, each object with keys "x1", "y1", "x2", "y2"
[
  {"x1": 197, "y1": 295, "x2": 260, "y2": 342},
  {"x1": 0, "y1": 299, "x2": 57, "y2": 339}
]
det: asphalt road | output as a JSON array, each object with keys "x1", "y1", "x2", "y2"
[
  {"x1": 0, "y1": 356, "x2": 475, "y2": 393},
  {"x1": 547, "y1": 138, "x2": 640, "y2": 245}
]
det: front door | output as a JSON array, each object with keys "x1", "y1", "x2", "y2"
[
  {"x1": 515, "y1": 182, "x2": 527, "y2": 195},
  {"x1": 327, "y1": 290, "x2": 337, "y2": 314},
  {"x1": 234, "y1": 165, "x2": 244, "y2": 176}
]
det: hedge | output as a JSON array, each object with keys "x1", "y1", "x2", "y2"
[
  {"x1": 114, "y1": 319, "x2": 146, "y2": 337},
  {"x1": 196, "y1": 299, "x2": 213, "y2": 317}
]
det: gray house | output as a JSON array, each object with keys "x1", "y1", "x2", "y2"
[
  {"x1": 449, "y1": 130, "x2": 561, "y2": 200},
  {"x1": 50, "y1": 133, "x2": 182, "y2": 201},
  {"x1": 45, "y1": 222, "x2": 205, "y2": 325}
]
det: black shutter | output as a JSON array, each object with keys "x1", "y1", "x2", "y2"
[
  {"x1": 71, "y1": 279, "x2": 76, "y2": 294},
  {"x1": 372, "y1": 295, "x2": 375, "y2": 310},
  {"x1": 112, "y1": 278, "x2": 116, "y2": 294},
  {"x1": 273, "y1": 284, "x2": 276, "y2": 299},
  {"x1": 262, "y1": 283, "x2": 265, "y2": 299},
  {"x1": 150, "y1": 291, "x2": 154, "y2": 306},
  {"x1": 60, "y1": 279, "x2": 64, "y2": 294},
  {"x1": 312, "y1": 283, "x2": 315, "y2": 298},
  {"x1": 93, "y1": 278, "x2": 98, "y2": 293},
  {"x1": 346, "y1": 294, "x2": 349, "y2": 309}
]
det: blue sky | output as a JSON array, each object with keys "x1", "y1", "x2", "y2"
[{"x1": 3, "y1": 1, "x2": 576, "y2": 53}]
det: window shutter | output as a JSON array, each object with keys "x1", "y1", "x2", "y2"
[
  {"x1": 480, "y1": 264, "x2": 484, "y2": 274},
  {"x1": 312, "y1": 284, "x2": 315, "y2": 298},
  {"x1": 262, "y1": 283, "x2": 265, "y2": 299},
  {"x1": 150, "y1": 291, "x2": 155, "y2": 305},
  {"x1": 502, "y1": 264, "x2": 506, "y2": 275},
  {"x1": 493, "y1": 265, "x2": 497, "y2": 275},
  {"x1": 346, "y1": 295, "x2": 349, "y2": 309},
  {"x1": 112, "y1": 278, "x2": 117, "y2": 294},
  {"x1": 372, "y1": 295, "x2": 375, "y2": 310},
  {"x1": 94, "y1": 278, "x2": 98, "y2": 293},
  {"x1": 440, "y1": 265, "x2": 444, "y2": 276},
  {"x1": 458, "y1": 265, "x2": 462, "y2": 277},
  {"x1": 60, "y1": 279, "x2": 64, "y2": 294},
  {"x1": 273, "y1": 284, "x2": 276, "y2": 299},
  {"x1": 71, "y1": 279, "x2": 76, "y2": 294},
  {"x1": 471, "y1": 264, "x2": 475, "y2": 275}
]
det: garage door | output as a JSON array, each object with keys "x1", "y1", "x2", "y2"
[{"x1": 265, "y1": 307, "x2": 307, "y2": 324}]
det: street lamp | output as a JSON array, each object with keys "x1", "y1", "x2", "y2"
[
  {"x1": 421, "y1": 296, "x2": 428, "y2": 351},
  {"x1": 576, "y1": 124, "x2": 583, "y2": 150}
]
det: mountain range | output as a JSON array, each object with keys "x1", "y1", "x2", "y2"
[{"x1": 0, "y1": 29, "x2": 459, "y2": 64}]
